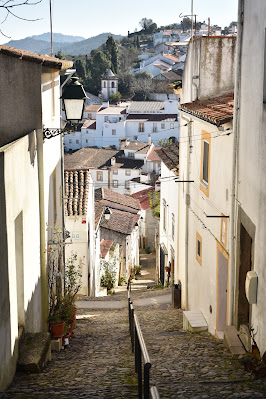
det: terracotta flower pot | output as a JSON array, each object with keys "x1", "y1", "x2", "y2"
[
  {"x1": 67, "y1": 319, "x2": 75, "y2": 337},
  {"x1": 50, "y1": 322, "x2": 65, "y2": 339}
]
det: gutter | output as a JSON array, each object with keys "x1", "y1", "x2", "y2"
[{"x1": 229, "y1": 0, "x2": 244, "y2": 325}]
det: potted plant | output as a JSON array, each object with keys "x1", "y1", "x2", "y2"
[
  {"x1": 165, "y1": 265, "x2": 170, "y2": 273},
  {"x1": 48, "y1": 300, "x2": 65, "y2": 339}
]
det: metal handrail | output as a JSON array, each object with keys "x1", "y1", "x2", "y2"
[{"x1": 127, "y1": 279, "x2": 159, "y2": 399}]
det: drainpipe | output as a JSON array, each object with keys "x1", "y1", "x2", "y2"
[
  {"x1": 181, "y1": 114, "x2": 192, "y2": 310},
  {"x1": 36, "y1": 128, "x2": 49, "y2": 331},
  {"x1": 229, "y1": 0, "x2": 244, "y2": 325}
]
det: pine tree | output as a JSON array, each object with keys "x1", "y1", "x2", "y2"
[{"x1": 105, "y1": 35, "x2": 119, "y2": 74}]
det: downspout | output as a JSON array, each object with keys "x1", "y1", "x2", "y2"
[
  {"x1": 36, "y1": 128, "x2": 49, "y2": 331},
  {"x1": 181, "y1": 113, "x2": 192, "y2": 310},
  {"x1": 229, "y1": 0, "x2": 244, "y2": 325}
]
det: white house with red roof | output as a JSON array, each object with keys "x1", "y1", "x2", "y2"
[{"x1": 132, "y1": 187, "x2": 159, "y2": 252}]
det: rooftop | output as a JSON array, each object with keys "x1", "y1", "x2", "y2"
[
  {"x1": 64, "y1": 147, "x2": 119, "y2": 170},
  {"x1": 163, "y1": 54, "x2": 179, "y2": 62},
  {"x1": 132, "y1": 187, "x2": 155, "y2": 210},
  {"x1": 95, "y1": 187, "x2": 141, "y2": 211},
  {"x1": 82, "y1": 120, "x2": 97, "y2": 129},
  {"x1": 0, "y1": 45, "x2": 72, "y2": 70},
  {"x1": 180, "y1": 93, "x2": 234, "y2": 126},
  {"x1": 95, "y1": 201, "x2": 105, "y2": 229},
  {"x1": 98, "y1": 106, "x2": 128, "y2": 115},
  {"x1": 64, "y1": 170, "x2": 90, "y2": 216},
  {"x1": 125, "y1": 142, "x2": 150, "y2": 151},
  {"x1": 100, "y1": 207, "x2": 139, "y2": 235},
  {"x1": 103, "y1": 69, "x2": 118, "y2": 80},
  {"x1": 85, "y1": 104, "x2": 102, "y2": 113},
  {"x1": 126, "y1": 114, "x2": 177, "y2": 122},
  {"x1": 147, "y1": 146, "x2": 162, "y2": 162},
  {"x1": 156, "y1": 143, "x2": 179, "y2": 176},
  {"x1": 128, "y1": 101, "x2": 164, "y2": 113}
]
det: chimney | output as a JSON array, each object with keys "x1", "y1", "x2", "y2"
[
  {"x1": 111, "y1": 157, "x2": 116, "y2": 166},
  {"x1": 102, "y1": 101, "x2": 109, "y2": 109},
  {"x1": 148, "y1": 134, "x2": 151, "y2": 146}
]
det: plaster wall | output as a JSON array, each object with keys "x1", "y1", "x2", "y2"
[
  {"x1": 110, "y1": 168, "x2": 140, "y2": 194},
  {"x1": 0, "y1": 55, "x2": 42, "y2": 146},
  {"x1": 126, "y1": 121, "x2": 179, "y2": 145},
  {"x1": 0, "y1": 135, "x2": 42, "y2": 390},
  {"x1": 90, "y1": 169, "x2": 109, "y2": 190},
  {"x1": 182, "y1": 37, "x2": 236, "y2": 103},
  {"x1": 159, "y1": 162, "x2": 179, "y2": 283},
  {"x1": 235, "y1": 0, "x2": 266, "y2": 354}
]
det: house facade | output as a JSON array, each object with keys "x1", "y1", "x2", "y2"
[{"x1": 0, "y1": 46, "x2": 72, "y2": 391}]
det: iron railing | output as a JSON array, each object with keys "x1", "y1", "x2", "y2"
[{"x1": 127, "y1": 280, "x2": 160, "y2": 399}]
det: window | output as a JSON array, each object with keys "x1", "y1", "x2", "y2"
[
  {"x1": 139, "y1": 123, "x2": 144, "y2": 132},
  {"x1": 172, "y1": 214, "x2": 175, "y2": 240},
  {"x1": 153, "y1": 123, "x2": 157, "y2": 132},
  {"x1": 86, "y1": 139, "x2": 88, "y2": 143},
  {"x1": 128, "y1": 152, "x2": 135, "y2": 158},
  {"x1": 113, "y1": 169, "x2": 118, "y2": 175},
  {"x1": 220, "y1": 216, "x2": 227, "y2": 247},
  {"x1": 163, "y1": 199, "x2": 167, "y2": 231},
  {"x1": 112, "y1": 129, "x2": 116, "y2": 135},
  {"x1": 113, "y1": 180, "x2": 118, "y2": 187},
  {"x1": 134, "y1": 135, "x2": 138, "y2": 141},
  {"x1": 97, "y1": 171, "x2": 103, "y2": 181},
  {"x1": 111, "y1": 81, "x2": 115, "y2": 88},
  {"x1": 161, "y1": 123, "x2": 165, "y2": 129},
  {"x1": 196, "y1": 232, "x2": 202, "y2": 265},
  {"x1": 69, "y1": 139, "x2": 72, "y2": 144},
  {"x1": 76, "y1": 140, "x2": 79, "y2": 144},
  {"x1": 104, "y1": 116, "x2": 108, "y2": 122},
  {"x1": 170, "y1": 123, "x2": 174, "y2": 129},
  {"x1": 104, "y1": 81, "x2": 106, "y2": 88},
  {"x1": 88, "y1": 113, "x2": 92, "y2": 119},
  {"x1": 125, "y1": 170, "x2": 131, "y2": 176},
  {"x1": 125, "y1": 181, "x2": 130, "y2": 189},
  {"x1": 200, "y1": 131, "x2": 211, "y2": 197}
]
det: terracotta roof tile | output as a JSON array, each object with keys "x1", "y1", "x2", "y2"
[
  {"x1": 163, "y1": 53, "x2": 179, "y2": 62},
  {"x1": 100, "y1": 208, "x2": 139, "y2": 235},
  {"x1": 101, "y1": 188, "x2": 140, "y2": 211},
  {"x1": 85, "y1": 104, "x2": 102, "y2": 113},
  {"x1": 147, "y1": 146, "x2": 162, "y2": 161},
  {"x1": 0, "y1": 45, "x2": 72, "y2": 70},
  {"x1": 132, "y1": 187, "x2": 155, "y2": 210},
  {"x1": 156, "y1": 143, "x2": 179, "y2": 176},
  {"x1": 64, "y1": 147, "x2": 119, "y2": 170},
  {"x1": 64, "y1": 170, "x2": 90, "y2": 216},
  {"x1": 180, "y1": 94, "x2": 234, "y2": 126},
  {"x1": 95, "y1": 201, "x2": 105, "y2": 229}
]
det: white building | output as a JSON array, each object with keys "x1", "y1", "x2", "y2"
[
  {"x1": 178, "y1": 36, "x2": 236, "y2": 338},
  {"x1": 101, "y1": 69, "x2": 118, "y2": 101},
  {"x1": 64, "y1": 100, "x2": 179, "y2": 151},
  {"x1": 0, "y1": 46, "x2": 72, "y2": 391},
  {"x1": 156, "y1": 144, "x2": 179, "y2": 286},
  {"x1": 230, "y1": 0, "x2": 266, "y2": 355}
]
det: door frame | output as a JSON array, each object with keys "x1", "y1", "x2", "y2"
[{"x1": 216, "y1": 242, "x2": 229, "y2": 333}]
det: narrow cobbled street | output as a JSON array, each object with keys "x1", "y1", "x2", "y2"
[{"x1": 2, "y1": 251, "x2": 266, "y2": 398}]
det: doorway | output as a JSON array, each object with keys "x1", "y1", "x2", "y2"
[
  {"x1": 238, "y1": 223, "x2": 252, "y2": 327},
  {"x1": 216, "y1": 244, "x2": 229, "y2": 335}
]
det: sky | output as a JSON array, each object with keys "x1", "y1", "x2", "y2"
[{"x1": 0, "y1": 0, "x2": 238, "y2": 44}]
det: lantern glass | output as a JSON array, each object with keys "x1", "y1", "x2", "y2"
[{"x1": 64, "y1": 98, "x2": 84, "y2": 121}]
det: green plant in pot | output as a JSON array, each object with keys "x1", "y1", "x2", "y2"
[
  {"x1": 48, "y1": 299, "x2": 65, "y2": 339},
  {"x1": 100, "y1": 258, "x2": 116, "y2": 293}
]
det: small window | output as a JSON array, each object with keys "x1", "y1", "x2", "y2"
[
  {"x1": 89, "y1": 113, "x2": 92, "y2": 119},
  {"x1": 125, "y1": 170, "x2": 131, "y2": 176},
  {"x1": 111, "y1": 81, "x2": 115, "y2": 88},
  {"x1": 139, "y1": 123, "x2": 144, "y2": 132},
  {"x1": 76, "y1": 140, "x2": 79, "y2": 144},
  {"x1": 86, "y1": 139, "x2": 88, "y2": 143},
  {"x1": 170, "y1": 123, "x2": 174, "y2": 129},
  {"x1": 153, "y1": 123, "x2": 157, "y2": 132},
  {"x1": 125, "y1": 181, "x2": 130, "y2": 189},
  {"x1": 220, "y1": 216, "x2": 227, "y2": 247},
  {"x1": 69, "y1": 139, "x2": 72, "y2": 144},
  {"x1": 113, "y1": 180, "x2": 118, "y2": 187},
  {"x1": 112, "y1": 129, "x2": 116, "y2": 135},
  {"x1": 196, "y1": 232, "x2": 202, "y2": 265},
  {"x1": 104, "y1": 116, "x2": 108, "y2": 122},
  {"x1": 134, "y1": 135, "x2": 138, "y2": 141},
  {"x1": 202, "y1": 140, "x2": 209, "y2": 184},
  {"x1": 161, "y1": 123, "x2": 165, "y2": 129},
  {"x1": 104, "y1": 81, "x2": 106, "y2": 88},
  {"x1": 128, "y1": 152, "x2": 135, "y2": 158},
  {"x1": 113, "y1": 169, "x2": 118, "y2": 175},
  {"x1": 97, "y1": 171, "x2": 103, "y2": 181}
]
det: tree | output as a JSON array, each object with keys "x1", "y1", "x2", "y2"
[
  {"x1": 147, "y1": 22, "x2": 157, "y2": 34},
  {"x1": 132, "y1": 71, "x2": 153, "y2": 100},
  {"x1": 85, "y1": 51, "x2": 111, "y2": 95},
  {"x1": 136, "y1": 36, "x2": 140, "y2": 49},
  {"x1": 181, "y1": 17, "x2": 192, "y2": 32},
  {"x1": 74, "y1": 59, "x2": 86, "y2": 81},
  {"x1": 0, "y1": 0, "x2": 43, "y2": 38},
  {"x1": 139, "y1": 17, "x2": 154, "y2": 31},
  {"x1": 105, "y1": 35, "x2": 119, "y2": 74},
  {"x1": 109, "y1": 92, "x2": 122, "y2": 104}
]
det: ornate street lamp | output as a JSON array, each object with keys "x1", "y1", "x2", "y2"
[{"x1": 43, "y1": 76, "x2": 87, "y2": 140}]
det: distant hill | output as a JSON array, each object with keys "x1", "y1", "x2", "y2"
[
  {"x1": 4, "y1": 32, "x2": 124, "y2": 56},
  {"x1": 30, "y1": 32, "x2": 85, "y2": 43}
]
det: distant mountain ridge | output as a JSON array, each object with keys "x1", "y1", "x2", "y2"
[
  {"x1": 4, "y1": 32, "x2": 124, "y2": 56},
  {"x1": 30, "y1": 32, "x2": 85, "y2": 43}
]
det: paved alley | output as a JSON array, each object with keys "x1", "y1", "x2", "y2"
[{"x1": 2, "y1": 252, "x2": 266, "y2": 398}]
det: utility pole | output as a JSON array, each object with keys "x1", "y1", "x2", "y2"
[
  {"x1": 208, "y1": 17, "x2": 210, "y2": 36},
  {"x1": 49, "y1": 0, "x2": 53, "y2": 56},
  {"x1": 191, "y1": 0, "x2": 193, "y2": 41}
]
